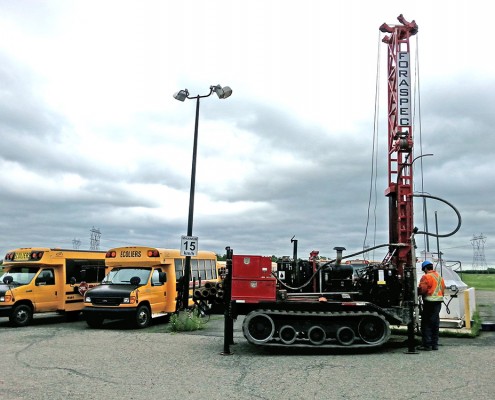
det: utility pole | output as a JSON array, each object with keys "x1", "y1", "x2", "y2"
[
  {"x1": 72, "y1": 238, "x2": 81, "y2": 249},
  {"x1": 471, "y1": 234, "x2": 487, "y2": 271},
  {"x1": 90, "y1": 227, "x2": 101, "y2": 251}
]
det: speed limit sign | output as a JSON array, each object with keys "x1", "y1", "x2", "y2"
[{"x1": 180, "y1": 235, "x2": 198, "y2": 256}]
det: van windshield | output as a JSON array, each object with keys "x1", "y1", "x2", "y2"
[
  {"x1": 1, "y1": 267, "x2": 40, "y2": 285},
  {"x1": 102, "y1": 267, "x2": 151, "y2": 285}
]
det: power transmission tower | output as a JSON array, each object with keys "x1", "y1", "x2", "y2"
[
  {"x1": 72, "y1": 238, "x2": 81, "y2": 249},
  {"x1": 90, "y1": 227, "x2": 101, "y2": 250},
  {"x1": 471, "y1": 233, "x2": 487, "y2": 271}
]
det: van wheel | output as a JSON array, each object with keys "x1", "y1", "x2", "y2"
[
  {"x1": 10, "y1": 304, "x2": 33, "y2": 327},
  {"x1": 86, "y1": 316, "x2": 104, "y2": 328},
  {"x1": 135, "y1": 305, "x2": 151, "y2": 329}
]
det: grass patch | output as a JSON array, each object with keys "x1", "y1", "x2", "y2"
[
  {"x1": 458, "y1": 273, "x2": 495, "y2": 291},
  {"x1": 440, "y1": 311, "x2": 482, "y2": 338},
  {"x1": 168, "y1": 309, "x2": 206, "y2": 332}
]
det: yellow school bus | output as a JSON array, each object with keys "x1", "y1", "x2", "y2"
[
  {"x1": 0, "y1": 248, "x2": 106, "y2": 327},
  {"x1": 82, "y1": 246, "x2": 220, "y2": 328}
]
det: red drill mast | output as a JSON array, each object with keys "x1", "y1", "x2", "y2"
[{"x1": 380, "y1": 15, "x2": 418, "y2": 271}]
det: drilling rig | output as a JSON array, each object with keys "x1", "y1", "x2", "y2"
[{"x1": 221, "y1": 15, "x2": 447, "y2": 351}]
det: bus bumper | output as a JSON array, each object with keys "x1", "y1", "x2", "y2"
[
  {"x1": 0, "y1": 306, "x2": 14, "y2": 318},
  {"x1": 82, "y1": 306, "x2": 137, "y2": 321}
]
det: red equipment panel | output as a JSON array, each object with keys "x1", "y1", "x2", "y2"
[
  {"x1": 232, "y1": 255, "x2": 272, "y2": 278},
  {"x1": 231, "y1": 278, "x2": 277, "y2": 302}
]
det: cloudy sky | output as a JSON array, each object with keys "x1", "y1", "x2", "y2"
[{"x1": 0, "y1": 0, "x2": 493, "y2": 268}]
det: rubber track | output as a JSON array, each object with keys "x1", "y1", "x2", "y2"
[{"x1": 243, "y1": 309, "x2": 391, "y2": 349}]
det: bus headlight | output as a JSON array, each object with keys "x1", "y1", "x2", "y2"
[
  {"x1": 123, "y1": 296, "x2": 136, "y2": 304},
  {"x1": 85, "y1": 296, "x2": 91, "y2": 303},
  {"x1": 0, "y1": 295, "x2": 12, "y2": 302}
]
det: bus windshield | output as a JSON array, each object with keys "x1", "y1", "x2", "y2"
[
  {"x1": 1, "y1": 266, "x2": 40, "y2": 285},
  {"x1": 102, "y1": 267, "x2": 151, "y2": 285}
]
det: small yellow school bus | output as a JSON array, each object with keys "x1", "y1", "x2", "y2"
[
  {"x1": 0, "y1": 248, "x2": 106, "y2": 326},
  {"x1": 82, "y1": 246, "x2": 220, "y2": 328}
]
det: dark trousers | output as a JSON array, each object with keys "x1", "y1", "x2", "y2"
[{"x1": 421, "y1": 300, "x2": 442, "y2": 347}]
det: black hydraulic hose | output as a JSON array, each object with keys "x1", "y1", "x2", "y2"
[{"x1": 413, "y1": 193, "x2": 462, "y2": 238}]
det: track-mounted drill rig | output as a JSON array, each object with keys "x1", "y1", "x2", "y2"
[{"x1": 222, "y1": 15, "x2": 423, "y2": 351}]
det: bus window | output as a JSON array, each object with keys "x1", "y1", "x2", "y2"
[
  {"x1": 174, "y1": 259, "x2": 183, "y2": 279},
  {"x1": 198, "y1": 259, "x2": 206, "y2": 280},
  {"x1": 151, "y1": 268, "x2": 164, "y2": 286},
  {"x1": 205, "y1": 259, "x2": 212, "y2": 280},
  {"x1": 210, "y1": 260, "x2": 216, "y2": 280},
  {"x1": 1, "y1": 267, "x2": 39, "y2": 285},
  {"x1": 38, "y1": 269, "x2": 55, "y2": 285},
  {"x1": 65, "y1": 259, "x2": 106, "y2": 283},
  {"x1": 191, "y1": 259, "x2": 199, "y2": 281}
]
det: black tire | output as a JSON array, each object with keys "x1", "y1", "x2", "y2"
[
  {"x1": 134, "y1": 305, "x2": 151, "y2": 329},
  {"x1": 9, "y1": 304, "x2": 33, "y2": 327},
  {"x1": 86, "y1": 316, "x2": 104, "y2": 328}
]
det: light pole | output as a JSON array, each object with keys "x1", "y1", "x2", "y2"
[{"x1": 173, "y1": 84, "x2": 232, "y2": 309}]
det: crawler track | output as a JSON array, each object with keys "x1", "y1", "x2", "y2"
[{"x1": 242, "y1": 309, "x2": 391, "y2": 349}]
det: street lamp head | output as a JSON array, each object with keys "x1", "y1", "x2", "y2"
[
  {"x1": 212, "y1": 85, "x2": 233, "y2": 99},
  {"x1": 173, "y1": 89, "x2": 189, "y2": 102}
]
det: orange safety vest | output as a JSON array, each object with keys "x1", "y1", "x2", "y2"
[{"x1": 419, "y1": 270, "x2": 445, "y2": 302}]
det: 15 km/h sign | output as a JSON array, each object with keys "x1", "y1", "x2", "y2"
[{"x1": 180, "y1": 235, "x2": 198, "y2": 256}]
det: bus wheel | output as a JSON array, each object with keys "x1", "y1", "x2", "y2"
[
  {"x1": 10, "y1": 304, "x2": 33, "y2": 327},
  {"x1": 86, "y1": 316, "x2": 104, "y2": 328},
  {"x1": 135, "y1": 305, "x2": 151, "y2": 329}
]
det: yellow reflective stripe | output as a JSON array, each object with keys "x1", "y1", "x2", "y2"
[
  {"x1": 425, "y1": 273, "x2": 443, "y2": 301},
  {"x1": 432, "y1": 274, "x2": 442, "y2": 296},
  {"x1": 424, "y1": 295, "x2": 443, "y2": 301}
]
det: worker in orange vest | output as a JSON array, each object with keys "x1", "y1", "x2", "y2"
[{"x1": 418, "y1": 260, "x2": 446, "y2": 351}]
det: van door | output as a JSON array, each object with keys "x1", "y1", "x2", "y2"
[
  {"x1": 148, "y1": 268, "x2": 167, "y2": 315},
  {"x1": 33, "y1": 268, "x2": 59, "y2": 312}
]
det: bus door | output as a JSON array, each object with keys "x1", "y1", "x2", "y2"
[
  {"x1": 33, "y1": 268, "x2": 59, "y2": 312},
  {"x1": 148, "y1": 267, "x2": 168, "y2": 315}
]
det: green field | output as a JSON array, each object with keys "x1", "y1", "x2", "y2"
[{"x1": 458, "y1": 273, "x2": 495, "y2": 291}]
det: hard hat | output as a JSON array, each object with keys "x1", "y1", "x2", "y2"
[{"x1": 421, "y1": 260, "x2": 433, "y2": 271}]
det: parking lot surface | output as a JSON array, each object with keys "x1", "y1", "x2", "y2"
[{"x1": 1, "y1": 307, "x2": 495, "y2": 400}]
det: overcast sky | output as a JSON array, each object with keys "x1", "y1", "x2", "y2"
[{"x1": 0, "y1": 0, "x2": 493, "y2": 269}]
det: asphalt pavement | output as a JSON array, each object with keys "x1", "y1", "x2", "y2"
[{"x1": 1, "y1": 305, "x2": 495, "y2": 400}]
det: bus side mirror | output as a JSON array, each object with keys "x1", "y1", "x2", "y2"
[
  {"x1": 70, "y1": 277, "x2": 77, "y2": 285},
  {"x1": 3, "y1": 275, "x2": 13, "y2": 284},
  {"x1": 159, "y1": 272, "x2": 167, "y2": 283}
]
